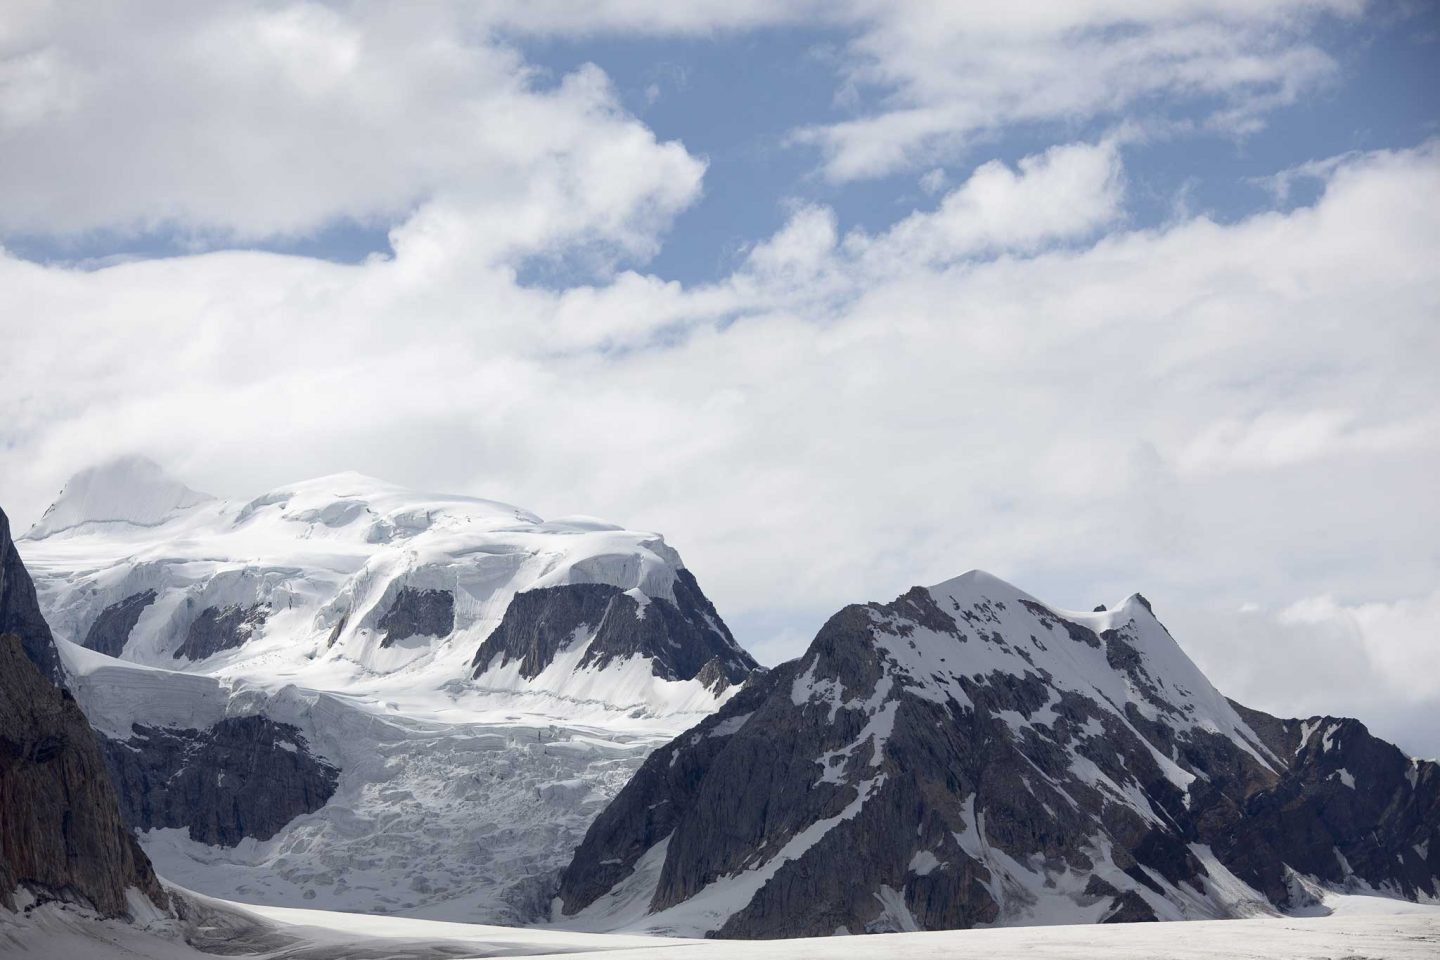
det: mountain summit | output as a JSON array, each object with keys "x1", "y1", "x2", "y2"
[
  {"x1": 558, "y1": 571, "x2": 1440, "y2": 937},
  {"x1": 22, "y1": 463, "x2": 756, "y2": 718},
  {"x1": 26, "y1": 455, "x2": 214, "y2": 540}
]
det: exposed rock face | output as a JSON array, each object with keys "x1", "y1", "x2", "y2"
[
  {"x1": 559, "y1": 572, "x2": 1440, "y2": 938},
  {"x1": 100, "y1": 716, "x2": 340, "y2": 847},
  {"x1": 0, "y1": 505, "x2": 167, "y2": 918},
  {"x1": 0, "y1": 635, "x2": 168, "y2": 917},
  {"x1": 695, "y1": 657, "x2": 739, "y2": 695},
  {"x1": 0, "y1": 509, "x2": 65, "y2": 687},
  {"x1": 83, "y1": 589, "x2": 157, "y2": 658},
  {"x1": 378, "y1": 586, "x2": 455, "y2": 646},
  {"x1": 172, "y1": 602, "x2": 268, "y2": 660},
  {"x1": 1213, "y1": 702, "x2": 1440, "y2": 908},
  {"x1": 473, "y1": 583, "x2": 613, "y2": 677},
  {"x1": 472, "y1": 572, "x2": 757, "y2": 686}
]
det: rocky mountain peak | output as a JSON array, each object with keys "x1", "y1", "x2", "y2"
[{"x1": 557, "y1": 572, "x2": 1440, "y2": 938}]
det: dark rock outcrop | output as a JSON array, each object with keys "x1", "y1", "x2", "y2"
[
  {"x1": 101, "y1": 716, "x2": 340, "y2": 847},
  {"x1": 5, "y1": 507, "x2": 339, "y2": 851},
  {"x1": 0, "y1": 509, "x2": 65, "y2": 687},
  {"x1": 1201, "y1": 709, "x2": 1440, "y2": 909},
  {"x1": 172, "y1": 602, "x2": 268, "y2": 660},
  {"x1": 0, "y1": 634, "x2": 169, "y2": 916},
  {"x1": 472, "y1": 583, "x2": 613, "y2": 676},
  {"x1": 695, "y1": 656, "x2": 737, "y2": 694},
  {"x1": 1101, "y1": 890, "x2": 1158, "y2": 923},
  {"x1": 559, "y1": 573, "x2": 1440, "y2": 938},
  {"x1": 378, "y1": 587, "x2": 454, "y2": 647},
  {"x1": 0, "y1": 505, "x2": 167, "y2": 918},
  {"x1": 83, "y1": 589, "x2": 158, "y2": 658},
  {"x1": 472, "y1": 571, "x2": 756, "y2": 686}
]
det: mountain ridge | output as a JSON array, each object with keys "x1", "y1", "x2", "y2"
[
  {"x1": 12, "y1": 462, "x2": 761, "y2": 919},
  {"x1": 21, "y1": 457, "x2": 757, "y2": 719},
  {"x1": 557, "y1": 571, "x2": 1440, "y2": 938}
]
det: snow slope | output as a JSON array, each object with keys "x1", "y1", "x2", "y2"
[
  {"x1": 1, "y1": 888, "x2": 1434, "y2": 959},
  {"x1": 554, "y1": 898, "x2": 1440, "y2": 959},
  {"x1": 27, "y1": 456, "x2": 215, "y2": 539},
  {"x1": 550, "y1": 900, "x2": 1440, "y2": 960}
]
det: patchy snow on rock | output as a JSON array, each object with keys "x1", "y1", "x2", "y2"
[
  {"x1": 888, "y1": 571, "x2": 1278, "y2": 776},
  {"x1": 558, "y1": 569, "x2": 1440, "y2": 939},
  {"x1": 907, "y1": 850, "x2": 943, "y2": 876}
]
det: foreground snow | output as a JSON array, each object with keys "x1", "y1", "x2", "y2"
[
  {"x1": 0, "y1": 887, "x2": 696, "y2": 958},
  {"x1": 561, "y1": 906, "x2": 1440, "y2": 960},
  {"x1": 1, "y1": 891, "x2": 1435, "y2": 959}
]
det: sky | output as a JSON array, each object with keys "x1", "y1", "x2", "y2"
[{"x1": 1, "y1": 1, "x2": 1438, "y2": 754}]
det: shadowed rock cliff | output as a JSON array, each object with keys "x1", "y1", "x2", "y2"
[
  {"x1": 101, "y1": 715, "x2": 339, "y2": 847},
  {"x1": 0, "y1": 506, "x2": 168, "y2": 918},
  {"x1": 0, "y1": 509, "x2": 65, "y2": 687},
  {"x1": 473, "y1": 571, "x2": 757, "y2": 687}
]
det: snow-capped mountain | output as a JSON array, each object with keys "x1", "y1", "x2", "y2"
[
  {"x1": 13, "y1": 459, "x2": 759, "y2": 920},
  {"x1": 558, "y1": 571, "x2": 1440, "y2": 938},
  {"x1": 22, "y1": 456, "x2": 756, "y2": 717}
]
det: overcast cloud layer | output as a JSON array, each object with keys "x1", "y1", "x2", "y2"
[{"x1": 2, "y1": 1, "x2": 1436, "y2": 754}]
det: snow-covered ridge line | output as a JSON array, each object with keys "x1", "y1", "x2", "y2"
[
  {"x1": 26, "y1": 455, "x2": 216, "y2": 540},
  {"x1": 20, "y1": 456, "x2": 756, "y2": 719}
]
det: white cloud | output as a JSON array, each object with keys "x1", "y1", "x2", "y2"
[
  {"x1": 798, "y1": 0, "x2": 1362, "y2": 180},
  {"x1": 732, "y1": 140, "x2": 1124, "y2": 308},
  {"x1": 1169, "y1": 591, "x2": 1440, "y2": 758},
  {"x1": 0, "y1": 2, "x2": 703, "y2": 251},
  {"x1": 0, "y1": 1, "x2": 1374, "y2": 241},
  {"x1": 0, "y1": 2, "x2": 1435, "y2": 755},
  {"x1": 3, "y1": 142, "x2": 1436, "y2": 638},
  {"x1": 477, "y1": 0, "x2": 819, "y2": 36},
  {"x1": 1174, "y1": 409, "x2": 1436, "y2": 474},
  {"x1": 845, "y1": 140, "x2": 1125, "y2": 265},
  {"x1": 918, "y1": 168, "x2": 946, "y2": 195}
]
